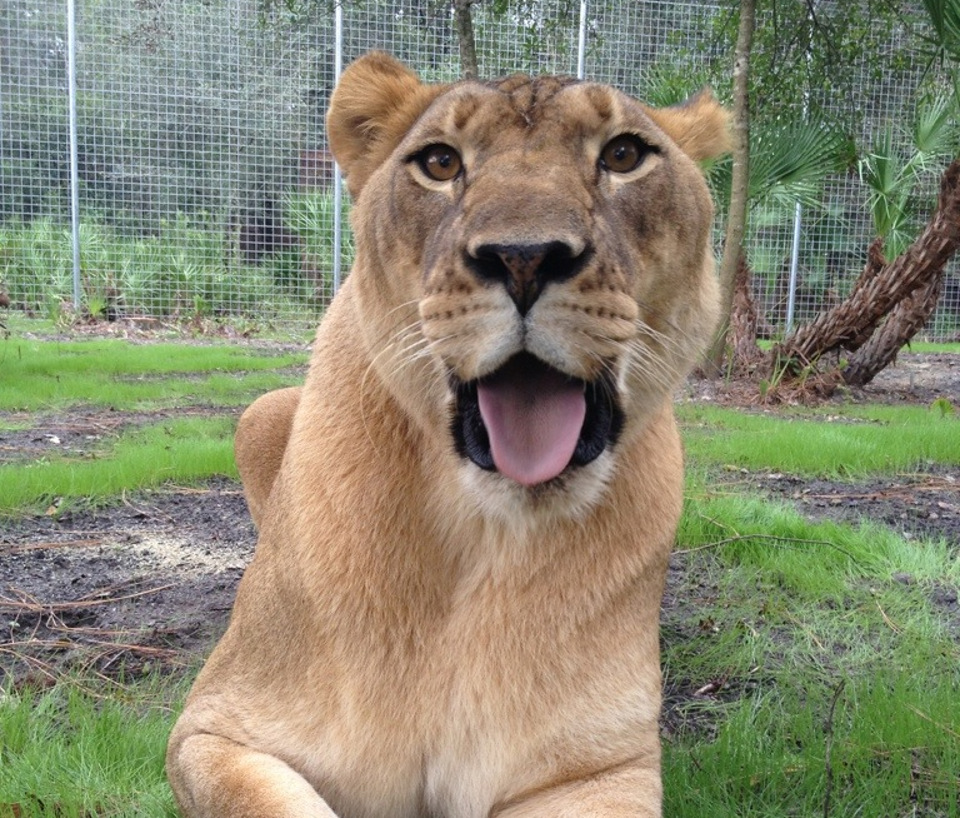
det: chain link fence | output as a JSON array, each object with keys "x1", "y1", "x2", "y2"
[{"x1": 2, "y1": 0, "x2": 958, "y2": 337}]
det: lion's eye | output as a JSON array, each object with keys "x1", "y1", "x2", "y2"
[
  {"x1": 599, "y1": 135, "x2": 650, "y2": 174},
  {"x1": 416, "y1": 144, "x2": 463, "y2": 182}
]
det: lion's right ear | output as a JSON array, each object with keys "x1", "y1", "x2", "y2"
[
  {"x1": 641, "y1": 90, "x2": 732, "y2": 163},
  {"x1": 327, "y1": 52, "x2": 448, "y2": 199}
]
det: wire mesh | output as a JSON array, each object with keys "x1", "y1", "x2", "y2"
[{"x1": 1, "y1": 1, "x2": 957, "y2": 338}]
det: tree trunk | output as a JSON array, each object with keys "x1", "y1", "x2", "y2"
[
  {"x1": 841, "y1": 268, "x2": 945, "y2": 386},
  {"x1": 729, "y1": 251, "x2": 765, "y2": 374},
  {"x1": 707, "y1": 0, "x2": 755, "y2": 371},
  {"x1": 453, "y1": 0, "x2": 479, "y2": 80},
  {"x1": 773, "y1": 158, "x2": 960, "y2": 379}
]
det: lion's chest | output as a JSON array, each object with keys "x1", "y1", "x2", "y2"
[
  {"x1": 276, "y1": 560, "x2": 655, "y2": 818},
  {"x1": 289, "y1": 586, "x2": 553, "y2": 817}
]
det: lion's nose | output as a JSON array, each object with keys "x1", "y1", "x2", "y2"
[{"x1": 467, "y1": 240, "x2": 589, "y2": 316}]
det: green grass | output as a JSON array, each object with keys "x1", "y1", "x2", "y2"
[
  {"x1": 0, "y1": 337, "x2": 308, "y2": 411},
  {"x1": 908, "y1": 340, "x2": 960, "y2": 354},
  {"x1": 664, "y1": 671, "x2": 959, "y2": 816},
  {"x1": 662, "y1": 483, "x2": 960, "y2": 816},
  {"x1": 755, "y1": 339, "x2": 960, "y2": 354},
  {"x1": 0, "y1": 417, "x2": 239, "y2": 515},
  {"x1": 680, "y1": 402, "x2": 960, "y2": 476},
  {"x1": 0, "y1": 335, "x2": 308, "y2": 514},
  {"x1": 0, "y1": 679, "x2": 182, "y2": 817},
  {"x1": 665, "y1": 396, "x2": 959, "y2": 814}
]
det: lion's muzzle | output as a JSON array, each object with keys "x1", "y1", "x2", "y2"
[{"x1": 452, "y1": 352, "x2": 623, "y2": 486}]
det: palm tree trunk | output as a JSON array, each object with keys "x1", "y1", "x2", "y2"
[
  {"x1": 730, "y1": 251, "x2": 765, "y2": 374},
  {"x1": 773, "y1": 159, "x2": 960, "y2": 378},
  {"x1": 841, "y1": 268, "x2": 945, "y2": 386}
]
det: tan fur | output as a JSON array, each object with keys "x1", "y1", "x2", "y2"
[
  {"x1": 167, "y1": 53, "x2": 729, "y2": 818},
  {"x1": 640, "y1": 90, "x2": 733, "y2": 163},
  {"x1": 234, "y1": 386, "x2": 301, "y2": 529}
]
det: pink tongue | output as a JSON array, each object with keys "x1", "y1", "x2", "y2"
[{"x1": 476, "y1": 357, "x2": 586, "y2": 486}]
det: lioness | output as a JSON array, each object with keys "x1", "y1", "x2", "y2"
[{"x1": 167, "y1": 52, "x2": 729, "y2": 817}]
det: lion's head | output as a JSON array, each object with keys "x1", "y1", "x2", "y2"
[{"x1": 328, "y1": 53, "x2": 729, "y2": 517}]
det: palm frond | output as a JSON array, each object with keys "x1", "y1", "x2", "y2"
[
  {"x1": 922, "y1": 0, "x2": 960, "y2": 62},
  {"x1": 709, "y1": 118, "x2": 849, "y2": 215},
  {"x1": 912, "y1": 93, "x2": 960, "y2": 159}
]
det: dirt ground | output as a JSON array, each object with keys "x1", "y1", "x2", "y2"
[{"x1": 0, "y1": 348, "x2": 958, "y2": 688}]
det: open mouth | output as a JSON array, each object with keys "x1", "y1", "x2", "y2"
[{"x1": 452, "y1": 352, "x2": 623, "y2": 487}]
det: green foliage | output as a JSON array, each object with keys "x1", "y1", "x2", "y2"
[
  {"x1": 706, "y1": 120, "x2": 850, "y2": 219},
  {"x1": 635, "y1": 59, "x2": 714, "y2": 108},
  {"x1": 284, "y1": 191, "x2": 353, "y2": 295},
  {"x1": 922, "y1": 0, "x2": 960, "y2": 64},
  {"x1": 858, "y1": 93, "x2": 960, "y2": 258},
  {"x1": 0, "y1": 212, "x2": 332, "y2": 323}
]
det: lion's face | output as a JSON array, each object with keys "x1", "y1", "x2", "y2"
[{"x1": 328, "y1": 53, "x2": 728, "y2": 515}]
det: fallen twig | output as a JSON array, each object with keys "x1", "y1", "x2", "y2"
[
  {"x1": 2, "y1": 538, "x2": 104, "y2": 555},
  {"x1": 873, "y1": 597, "x2": 902, "y2": 633},
  {"x1": 0, "y1": 582, "x2": 175, "y2": 613},
  {"x1": 675, "y1": 534, "x2": 858, "y2": 564},
  {"x1": 161, "y1": 484, "x2": 244, "y2": 496},
  {"x1": 822, "y1": 679, "x2": 846, "y2": 818}
]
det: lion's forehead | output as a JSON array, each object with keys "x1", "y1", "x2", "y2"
[{"x1": 415, "y1": 78, "x2": 640, "y2": 157}]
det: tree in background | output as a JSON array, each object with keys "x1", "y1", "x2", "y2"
[
  {"x1": 674, "y1": 0, "x2": 960, "y2": 394},
  {"x1": 707, "y1": 0, "x2": 754, "y2": 372},
  {"x1": 453, "y1": 0, "x2": 479, "y2": 78},
  {"x1": 769, "y1": 0, "x2": 960, "y2": 395}
]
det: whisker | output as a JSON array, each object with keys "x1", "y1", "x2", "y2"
[{"x1": 358, "y1": 320, "x2": 428, "y2": 453}]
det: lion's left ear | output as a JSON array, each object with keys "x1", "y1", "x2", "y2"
[
  {"x1": 327, "y1": 52, "x2": 449, "y2": 199},
  {"x1": 641, "y1": 90, "x2": 732, "y2": 163}
]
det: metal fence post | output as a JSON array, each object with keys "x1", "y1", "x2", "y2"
[
  {"x1": 785, "y1": 9, "x2": 814, "y2": 330},
  {"x1": 577, "y1": 0, "x2": 588, "y2": 80},
  {"x1": 786, "y1": 201, "x2": 801, "y2": 328},
  {"x1": 332, "y1": 1, "x2": 345, "y2": 295},
  {"x1": 66, "y1": 0, "x2": 82, "y2": 311}
]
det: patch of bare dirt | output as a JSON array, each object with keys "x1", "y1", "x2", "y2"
[
  {"x1": 722, "y1": 465, "x2": 960, "y2": 544},
  {"x1": 0, "y1": 480, "x2": 254, "y2": 685}
]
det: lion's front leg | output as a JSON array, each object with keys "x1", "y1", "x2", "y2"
[
  {"x1": 234, "y1": 385, "x2": 301, "y2": 529},
  {"x1": 167, "y1": 731, "x2": 337, "y2": 818},
  {"x1": 492, "y1": 759, "x2": 662, "y2": 818}
]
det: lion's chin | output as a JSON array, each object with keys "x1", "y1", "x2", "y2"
[{"x1": 451, "y1": 352, "x2": 623, "y2": 488}]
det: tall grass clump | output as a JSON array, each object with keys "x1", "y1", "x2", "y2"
[{"x1": 0, "y1": 680, "x2": 181, "y2": 817}]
